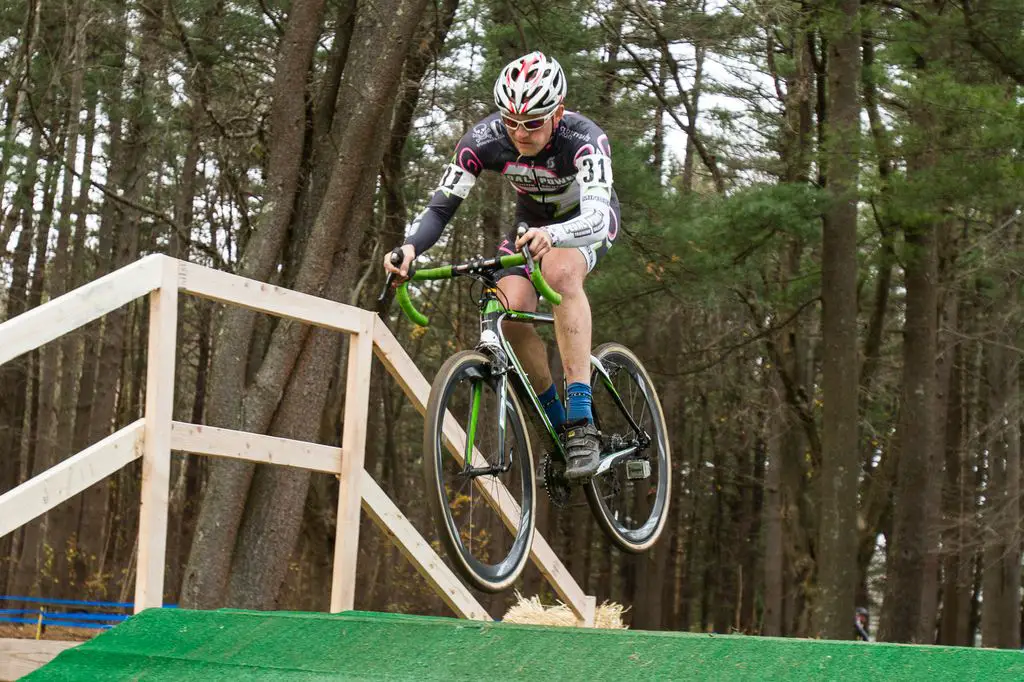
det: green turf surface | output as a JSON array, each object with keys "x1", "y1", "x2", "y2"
[{"x1": 24, "y1": 608, "x2": 1024, "y2": 680}]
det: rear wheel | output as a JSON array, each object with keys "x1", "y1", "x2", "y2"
[
  {"x1": 423, "y1": 350, "x2": 536, "y2": 592},
  {"x1": 586, "y1": 342, "x2": 671, "y2": 553}
]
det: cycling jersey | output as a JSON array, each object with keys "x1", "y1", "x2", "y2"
[{"x1": 404, "y1": 111, "x2": 620, "y2": 256}]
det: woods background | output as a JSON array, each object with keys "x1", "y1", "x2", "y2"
[{"x1": 1, "y1": 0, "x2": 1022, "y2": 646}]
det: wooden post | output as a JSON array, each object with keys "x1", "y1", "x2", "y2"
[
  {"x1": 134, "y1": 257, "x2": 178, "y2": 613},
  {"x1": 331, "y1": 314, "x2": 375, "y2": 612},
  {"x1": 581, "y1": 595, "x2": 597, "y2": 627}
]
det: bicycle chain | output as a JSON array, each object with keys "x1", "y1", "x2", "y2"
[
  {"x1": 541, "y1": 453, "x2": 573, "y2": 509},
  {"x1": 541, "y1": 452, "x2": 625, "y2": 508}
]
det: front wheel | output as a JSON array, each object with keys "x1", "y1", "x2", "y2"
[
  {"x1": 586, "y1": 342, "x2": 672, "y2": 553},
  {"x1": 423, "y1": 350, "x2": 536, "y2": 592}
]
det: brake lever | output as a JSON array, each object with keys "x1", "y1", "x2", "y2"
[
  {"x1": 377, "y1": 248, "x2": 405, "y2": 303},
  {"x1": 516, "y1": 222, "x2": 536, "y2": 271}
]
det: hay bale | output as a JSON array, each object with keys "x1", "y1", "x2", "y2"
[{"x1": 501, "y1": 592, "x2": 627, "y2": 629}]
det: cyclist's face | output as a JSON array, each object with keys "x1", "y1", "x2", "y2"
[{"x1": 504, "y1": 105, "x2": 564, "y2": 156}]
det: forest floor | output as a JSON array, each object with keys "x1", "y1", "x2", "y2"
[{"x1": 0, "y1": 623, "x2": 98, "y2": 642}]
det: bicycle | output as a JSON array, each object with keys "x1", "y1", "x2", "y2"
[{"x1": 381, "y1": 230, "x2": 671, "y2": 592}]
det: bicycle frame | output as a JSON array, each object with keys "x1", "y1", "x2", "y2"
[{"x1": 463, "y1": 288, "x2": 651, "y2": 479}]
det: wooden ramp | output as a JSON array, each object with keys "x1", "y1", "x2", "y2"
[{"x1": 23, "y1": 608, "x2": 1024, "y2": 681}]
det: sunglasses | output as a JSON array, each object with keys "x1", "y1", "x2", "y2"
[{"x1": 501, "y1": 109, "x2": 556, "y2": 132}]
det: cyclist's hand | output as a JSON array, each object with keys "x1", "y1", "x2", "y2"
[
  {"x1": 383, "y1": 244, "x2": 416, "y2": 279},
  {"x1": 515, "y1": 228, "x2": 552, "y2": 260}
]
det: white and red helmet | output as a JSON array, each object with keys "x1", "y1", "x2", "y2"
[{"x1": 493, "y1": 51, "x2": 567, "y2": 117}]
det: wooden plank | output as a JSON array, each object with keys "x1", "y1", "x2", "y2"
[
  {"x1": 0, "y1": 421, "x2": 144, "y2": 538},
  {"x1": 371, "y1": 319, "x2": 591, "y2": 622},
  {"x1": 135, "y1": 260, "x2": 177, "y2": 614},
  {"x1": 371, "y1": 317, "x2": 433, "y2": 414},
  {"x1": 0, "y1": 254, "x2": 163, "y2": 366},
  {"x1": 169, "y1": 422, "x2": 342, "y2": 473},
  {"x1": 177, "y1": 260, "x2": 366, "y2": 334},
  {"x1": 0, "y1": 638, "x2": 79, "y2": 680},
  {"x1": 331, "y1": 317, "x2": 376, "y2": 613},
  {"x1": 360, "y1": 472, "x2": 491, "y2": 621},
  {"x1": 582, "y1": 595, "x2": 597, "y2": 628}
]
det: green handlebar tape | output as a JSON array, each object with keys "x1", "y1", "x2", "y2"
[
  {"x1": 498, "y1": 253, "x2": 526, "y2": 269},
  {"x1": 395, "y1": 283, "x2": 429, "y2": 326},
  {"x1": 411, "y1": 265, "x2": 453, "y2": 281},
  {"x1": 530, "y1": 268, "x2": 562, "y2": 305}
]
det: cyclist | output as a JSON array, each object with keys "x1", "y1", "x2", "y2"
[{"x1": 384, "y1": 51, "x2": 619, "y2": 479}]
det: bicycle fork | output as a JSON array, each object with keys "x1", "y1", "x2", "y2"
[{"x1": 461, "y1": 312, "x2": 514, "y2": 477}]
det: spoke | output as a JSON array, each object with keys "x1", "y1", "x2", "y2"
[
  {"x1": 637, "y1": 374, "x2": 649, "y2": 433},
  {"x1": 629, "y1": 373, "x2": 639, "y2": 419}
]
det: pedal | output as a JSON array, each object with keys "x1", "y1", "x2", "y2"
[{"x1": 626, "y1": 460, "x2": 651, "y2": 481}]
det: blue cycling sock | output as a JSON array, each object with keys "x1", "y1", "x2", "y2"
[
  {"x1": 566, "y1": 382, "x2": 593, "y2": 424},
  {"x1": 538, "y1": 383, "x2": 566, "y2": 430}
]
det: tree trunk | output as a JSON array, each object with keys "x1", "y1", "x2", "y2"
[
  {"x1": 186, "y1": 0, "x2": 431, "y2": 609},
  {"x1": 762, "y1": 368, "x2": 785, "y2": 635},
  {"x1": 180, "y1": 0, "x2": 330, "y2": 609},
  {"x1": 225, "y1": 164, "x2": 380, "y2": 608},
  {"x1": 680, "y1": 44, "x2": 704, "y2": 193},
  {"x1": 11, "y1": 143, "x2": 62, "y2": 596},
  {"x1": 882, "y1": 98, "x2": 941, "y2": 642},
  {"x1": 815, "y1": 0, "x2": 861, "y2": 640},
  {"x1": 937, "y1": 299, "x2": 972, "y2": 646},
  {"x1": 917, "y1": 225, "x2": 960, "y2": 642},
  {"x1": 62, "y1": 79, "x2": 100, "y2": 597},
  {"x1": 0, "y1": 0, "x2": 40, "y2": 210},
  {"x1": 37, "y1": 0, "x2": 90, "y2": 595},
  {"x1": 0, "y1": 125, "x2": 43, "y2": 595},
  {"x1": 979, "y1": 229, "x2": 1022, "y2": 649}
]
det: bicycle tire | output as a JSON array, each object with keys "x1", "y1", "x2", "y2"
[
  {"x1": 585, "y1": 342, "x2": 672, "y2": 553},
  {"x1": 423, "y1": 350, "x2": 536, "y2": 592}
]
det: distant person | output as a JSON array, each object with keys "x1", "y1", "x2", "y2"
[{"x1": 855, "y1": 606, "x2": 871, "y2": 641}]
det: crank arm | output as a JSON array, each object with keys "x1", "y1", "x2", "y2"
[{"x1": 595, "y1": 446, "x2": 640, "y2": 476}]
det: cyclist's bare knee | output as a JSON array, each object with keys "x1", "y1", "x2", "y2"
[{"x1": 540, "y1": 250, "x2": 587, "y2": 295}]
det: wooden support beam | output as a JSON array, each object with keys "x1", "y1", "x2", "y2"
[
  {"x1": 177, "y1": 260, "x2": 366, "y2": 334},
  {"x1": 169, "y1": 422, "x2": 342, "y2": 473},
  {"x1": 0, "y1": 421, "x2": 144, "y2": 538},
  {"x1": 331, "y1": 316, "x2": 376, "y2": 613},
  {"x1": 134, "y1": 259, "x2": 177, "y2": 613},
  {"x1": 0, "y1": 254, "x2": 163, "y2": 366}
]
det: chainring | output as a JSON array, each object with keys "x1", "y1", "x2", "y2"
[{"x1": 541, "y1": 453, "x2": 573, "y2": 509}]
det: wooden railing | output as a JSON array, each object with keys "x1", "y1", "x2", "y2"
[{"x1": 0, "y1": 255, "x2": 595, "y2": 626}]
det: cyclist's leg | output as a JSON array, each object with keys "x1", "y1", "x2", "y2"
[
  {"x1": 495, "y1": 238, "x2": 551, "y2": 393},
  {"x1": 541, "y1": 225, "x2": 613, "y2": 391},
  {"x1": 539, "y1": 248, "x2": 592, "y2": 387}
]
